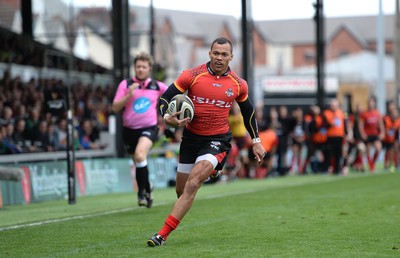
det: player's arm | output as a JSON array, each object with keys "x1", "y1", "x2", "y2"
[
  {"x1": 112, "y1": 80, "x2": 139, "y2": 113},
  {"x1": 237, "y1": 98, "x2": 266, "y2": 162},
  {"x1": 344, "y1": 116, "x2": 353, "y2": 141},
  {"x1": 378, "y1": 115, "x2": 385, "y2": 140},
  {"x1": 158, "y1": 83, "x2": 183, "y2": 117},
  {"x1": 158, "y1": 83, "x2": 189, "y2": 127},
  {"x1": 322, "y1": 111, "x2": 332, "y2": 128},
  {"x1": 358, "y1": 114, "x2": 366, "y2": 140},
  {"x1": 237, "y1": 98, "x2": 258, "y2": 139}
]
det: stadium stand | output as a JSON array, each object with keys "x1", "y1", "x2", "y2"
[{"x1": 0, "y1": 25, "x2": 118, "y2": 163}]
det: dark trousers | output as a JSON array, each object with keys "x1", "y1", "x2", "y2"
[
  {"x1": 276, "y1": 136, "x2": 288, "y2": 176},
  {"x1": 323, "y1": 137, "x2": 343, "y2": 174}
]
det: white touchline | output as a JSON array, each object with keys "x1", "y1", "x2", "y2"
[
  {"x1": 0, "y1": 177, "x2": 341, "y2": 232},
  {"x1": 0, "y1": 190, "x2": 258, "y2": 232},
  {"x1": 0, "y1": 207, "x2": 134, "y2": 232}
]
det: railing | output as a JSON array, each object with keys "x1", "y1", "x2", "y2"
[
  {"x1": 0, "y1": 132, "x2": 116, "y2": 164},
  {"x1": 0, "y1": 132, "x2": 180, "y2": 164}
]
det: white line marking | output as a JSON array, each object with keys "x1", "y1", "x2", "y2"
[
  {"x1": 0, "y1": 176, "x2": 342, "y2": 232},
  {"x1": 0, "y1": 207, "x2": 132, "y2": 232},
  {"x1": 0, "y1": 188, "x2": 258, "y2": 232}
]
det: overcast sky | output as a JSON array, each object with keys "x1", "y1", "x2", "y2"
[{"x1": 63, "y1": 0, "x2": 396, "y2": 20}]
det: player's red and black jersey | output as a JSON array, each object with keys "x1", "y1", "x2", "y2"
[
  {"x1": 174, "y1": 62, "x2": 249, "y2": 136},
  {"x1": 360, "y1": 109, "x2": 382, "y2": 136}
]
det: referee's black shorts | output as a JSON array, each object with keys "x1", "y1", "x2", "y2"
[{"x1": 123, "y1": 126, "x2": 159, "y2": 154}]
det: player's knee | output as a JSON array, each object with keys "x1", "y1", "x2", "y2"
[
  {"x1": 134, "y1": 151, "x2": 147, "y2": 163},
  {"x1": 185, "y1": 177, "x2": 203, "y2": 192}
]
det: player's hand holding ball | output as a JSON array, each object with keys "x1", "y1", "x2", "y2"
[{"x1": 164, "y1": 94, "x2": 194, "y2": 127}]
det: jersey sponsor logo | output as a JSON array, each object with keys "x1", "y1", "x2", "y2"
[
  {"x1": 212, "y1": 83, "x2": 222, "y2": 87},
  {"x1": 210, "y1": 141, "x2": 221, "y2": 150},
  {"x1": 133, "y1": 97, "x2": 151, "y2": 114},
  {"x1": 192, "y1": 96, "x2": 233, "y2": 108},
  {"x1": 142, "y1": 131, "x2": 151, "y2": 136},
  {"x1": 225, "y1": 88, "x2": 234, "y2": 97}
]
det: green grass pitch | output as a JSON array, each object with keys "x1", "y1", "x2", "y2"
[{"x1": 0, "y1": 172, "x2": 399, "y2": 257}]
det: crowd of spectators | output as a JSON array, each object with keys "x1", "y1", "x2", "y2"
[{"x1": 0, "y1": 70, "x2": 115, "y2": 155}]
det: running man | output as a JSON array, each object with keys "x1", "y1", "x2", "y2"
[
  {"x1": 147, "y1": 37, "x2": 266, "y2": 246},
  {"x1": 112, "y1": 52, "x2": 168, "y2": 208}
]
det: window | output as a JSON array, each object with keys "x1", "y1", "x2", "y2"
[
  {"x1": 337, "y1": 50, "x2": 349, "y2": 57},
  {"x1": 304, "y1": 50, "x2": 315, "y2": 61}
]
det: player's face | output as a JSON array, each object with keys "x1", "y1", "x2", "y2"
[
  {"x1": 209, "y1": 43, "x2": 233, "y2": 76},
  {"x1": 134, "y1": 60, "x2": 151, "y2": 81},
  {"x1": 368, "y1": 99, "x2": 376, "y2": 110}
]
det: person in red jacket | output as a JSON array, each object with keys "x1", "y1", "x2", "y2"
[{"x1": 358, "y1": 96, "x2": 385, "y2": 172}]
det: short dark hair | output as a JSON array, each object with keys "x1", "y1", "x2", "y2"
[{"x1": 210, "y1": 37, "x2": 233, "y2": 53}]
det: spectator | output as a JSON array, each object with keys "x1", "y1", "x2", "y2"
[
  {"x1": 47, "y1": 122, "x2": 58, "y2": 151},
  {"x1": 25, "y1": 107, "x2": 41, "y2": 140},
  {"x1": 31, "y1": 120, "x2": 52, "y2": 152},
  {"x1": 15, "y1": 104, "x2": 29, "y2": 120},
  {"x1": 78, "y1": 119, "x2": 103, "y2": 150},
  {"x1": 0, "y1": 126, "x2": 12, "y2": 154},
  {"x1": 12, "y1": 118, "x2": 35, "y2": 153},
  {"x1": 0, "y1": 106, "x2": 14, "y2": 126},
  {"x1": 4, "y1": 123, "x2": 22, "y2": 153},
  {"x1": 43, "y1": 79, "x2": 66, "y2": 119},
  {"x1": 55, "y1": 118, "x2": 68, "y2": 150},
  {"x1": 0, "y1": 99, "x2": 4, "y2": 121}
]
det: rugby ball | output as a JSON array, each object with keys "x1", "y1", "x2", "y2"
[{"x1": 168, "y1": 94, "x2": 195, "y2": 120}]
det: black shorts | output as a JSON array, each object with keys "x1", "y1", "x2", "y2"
[
  {"x1": 383, "y1": 141, "x2": 395, "y2": 149},
  {"x1": 365, "y1": 135, "x2": 379, "y2": 144},
  {"x1": 123, "y1": 126, "x2": 159, "y2": 154},
  {"x1": 178, "y1": 129, "x2": 232, "y2": 173}
]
